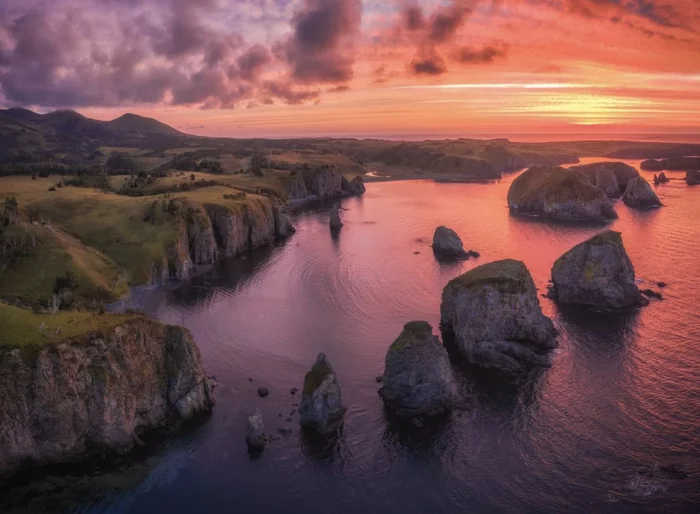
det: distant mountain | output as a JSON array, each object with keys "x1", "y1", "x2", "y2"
[
  {"x1": 107, "y1": 113, "x2": 183, "y2": 136},
  {"x1": 0, "y1": 109, "x2": 183, "y2": 140}
]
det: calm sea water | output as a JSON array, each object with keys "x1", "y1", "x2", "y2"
[{"x1": 2, "y1": 164, "x2": 700, "y2": 513}]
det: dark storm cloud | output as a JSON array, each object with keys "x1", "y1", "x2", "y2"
[
  {"x1": 399, "y1": 1, "x2": 505, "y2": 76},
  {"x1": 282, "y1": 0, "x2": 363, "y2": 84},
  {"x1": 0, "y1": 0, "x2": 357, "y2": 109}
]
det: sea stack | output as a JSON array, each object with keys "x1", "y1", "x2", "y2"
[
  {"x1": 507, "y1": 166, "x2": 617, "y2": 222},
  {"x1": 299, "y1": 353, "x2": 345, "y2": 434},
  {"x1": 622, "y1": 177, "x2": 662, "y2": 209},
  {"x1": 440, "y1": 259, "x2": 557, "y2": 373},
  {"x1": 653, "y1": 172, "x2": 670, "y2": 185},
  {"x1": 432, "y1": 226, "x2": 478, "y2": 261},
  {"x1": 687, "y1": 171, "x2": 700, "y2": 186},
  {"x1": 550, "y1": 231, "x2": 646, "y2": 310},
  {"x1": 379, "y1": 322, "x2": 454, "y2": 417}
]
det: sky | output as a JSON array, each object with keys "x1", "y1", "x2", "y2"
[{"x1": 0, "y1": 0, "x2": 698, "y2": 139}]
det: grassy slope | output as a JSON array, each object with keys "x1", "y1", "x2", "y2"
[
  {"x1": 0, "y1": 171, "x2": 289, "y2": 295},
  {"x1": 0, "y1": 303, "x2": 131, "y2": 349},
  {"x1": 0, "y1": 223, "x2": 128, "y2": 302}
]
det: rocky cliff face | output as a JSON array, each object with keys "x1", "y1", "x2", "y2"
[
  {"x1": 151, "y1": 196, "x2": 296, "y2": 282},
  {"x1": 0, "y1": 319, "x2": 215, "y2": 478},
  {"x1": 184, "y1": 201, "x2": 218, "y2": 265},
  {"x1": 440, "y1": 259, "x2": 557, "y2": 373},
  {"x1": 572, "y1": 165, "x2": 621, "y2": 198},
  {"x1": 379, "y1": 321, "x2": 454, "y2": 417},
  {"x1": 508, "y1": 166, "x2": 618, "y2": 222},
  {"x1": 287, "y1": 168, "x2": 366, "y2": 202},
  {"x1": 551, "y1": 231, "x2": 646, "y2": 310}
]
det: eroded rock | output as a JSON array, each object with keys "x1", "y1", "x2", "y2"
[
  {"x1": 551, "y1": 231, "x2": 646, "y2": 310},
  {"x1": 299, "y1": 353, "x2": 345, "y2": 434},
  {"x1": 440, "y1": 259, "x2": 557, "y2": 373},
  {"x1": 622, "y1": 177, "x2": 662, "y2": 209},
  {"x1": 246, "y1": 409, "x2": 265, "y2": 448},
  {"x1": 379, "y1": 321, "x2": 454, "y2": 417},
  {"x1": 432, "y1": 226, "x2": 472, "y2": 260}
]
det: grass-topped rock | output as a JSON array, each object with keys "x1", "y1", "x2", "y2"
[
  {"x1": 551, "y1": 231, "x2": 646, "y2": 310},
  {"x1": 440, "y1": 259, "x2": 557, "y2": 373},
  {"x1": 299, "y1": 353, "x2": 345, "y2": 434},
  {"x1": 508, "y1": 166, "x2": 618, "y2": 222},
  {"x1": 379, "y1": 321, "x2": 454, "y2": 417},
  {"x1": 0, "y1": 304, "x2": 215, "y2": 477},
  {"x1": 622, "y1": 176, "x2": 662, "y2": 209}
]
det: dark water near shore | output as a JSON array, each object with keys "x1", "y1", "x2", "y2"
[{"x1": 3, "y1": 165, "x2": 700, "y2": 513}]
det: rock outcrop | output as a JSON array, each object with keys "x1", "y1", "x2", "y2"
[
  {"x1": 379, "y1": 322, "x2": 454, "y2": 417},
  {"x1": 0, "y1": 319, "x2": 215, "y2": 477},
  {"x1": 687, "y1": 171, "x2": 700, "y2": 186},
  {"x1": 654, "y1": 172, "x2": 669, "y2": 185},
  {"x1": 550, "y1": 231, "x2": 646, "y2": 310},
  {"x1": 432, "y1": 226, "x2": 477, "y2": 261},
  {"x1": 622, "y1": 177, "x2": 662, "y2": 209},
  {"x1": 440, "y1": 259, "x2": 557, "y2": 373},
  {"x1": 572, "y1": 165, "x2": 620, "y2": 198},
  {"x1": 287, "y1": 168, "x2": 366, "y2": 202},
  {"x1": 246, "y1": 409, "x2": 265, "y2": 448},
  {"x1": 571, "y1": 162, "x2": 639, "y2": 191},
  {"x1": 299, "y1": 353, "x2": 345, "y2": 434},
  {"x1": 346, "y1": 176, "x2": 366, "y2": 195},
  {"x1": 273, "y1": 206, "x2": 296, "y2": 238},
  {"x1": 508, "y1": 166, "x2": 618, "y2": 222}
]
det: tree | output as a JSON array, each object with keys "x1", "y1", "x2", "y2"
[{"x1": 250, "y1": 153, "x2": 267, "y2": 176}]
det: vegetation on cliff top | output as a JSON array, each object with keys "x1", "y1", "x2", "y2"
[
  {"x1": 390, "y1": 321, "x2": 434, "y2": 351},
  {"x1": 508, "y1": 166, "x2": 611, "y2": 207},
  {"x1": 0, "y1": 303, "x2": 133, "y2": 349},
  {"x1": 445, "y1": 259, "x2": 532, "y2": 294}
]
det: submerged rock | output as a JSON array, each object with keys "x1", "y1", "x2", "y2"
[
  {"x1": 508, "y1": 166, "x2": 618, "y2": 222},
  {"x1": 257, "y1": 387, "x2": 269, "y2": 398},
  {"x1": 440, "y1": 259, "x2": 557, "y2": 373},
  {"x1": 687, "y1": 171, "x2": 700, "y2": 186},
  {"x1": 550, "y1": 231, "x2": 646, "y2": 310},
  {"x1": 653, "y1": 172, "x2": 669, "y2": 185},
  {"x1": 329, "y1": 208, "x2": 343, "y2": 231},
  {"x1": 640, "y1": 289, "x2": 663, "y2": 300},
  {"x1": 246, "y1": 409, "x2": 265, "y2": 448},
  {"x1": 379, "y1": 321, "x2": 454, "y2": 417},
  {"x1": 432, "y1": 226, "x2": 473, "y2": 260},
  {"x1": 299, "y1": 353, "x2": 345, "y2": 434},
  {"x1": 622, "y1": 177, "x2": 662, "y2": 209}
]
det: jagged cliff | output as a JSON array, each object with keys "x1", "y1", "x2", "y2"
[
  {"x1": 148, "y1": 196, "x2": 296, "y2": 284},
  {"x1": 287, "y1": 167, "x2": 366, "y2": 201},
  {"x1": 0, "y1": 316, "x2": 215, "y2": 478}
]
